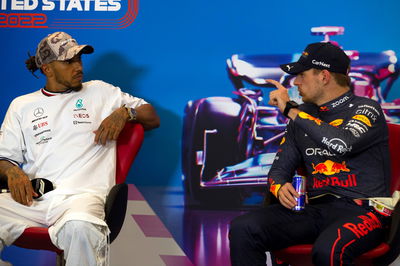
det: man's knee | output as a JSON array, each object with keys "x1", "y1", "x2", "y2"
[
  {"x1": 63, "y1": 220, "x2": 95, "y2": 234},
  {"x1": 229, "y1": 213, "x2": 267, "y2": 244},
  {"x1": 312, "y1": 244, "x2": 329, "y2": 264},
  {"x1": 312, "y1": 243, "x2": 352, "y2": 266},
  {"x1": 59, "y1": 220, "x2": 105, "y2": 247},
  {"x1": 229, "y1": 215, "x2": 252, "y2": 241}
]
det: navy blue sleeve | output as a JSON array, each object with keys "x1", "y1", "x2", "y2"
[
  {"x1": 267, "y1": 119, "x2": 302, "y2": 197},
  {"x1": 293, "y1": 101, "x2": 387, "y2": 156}
]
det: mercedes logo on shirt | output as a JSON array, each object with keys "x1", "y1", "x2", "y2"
[{"x1": 34, "y1": 107, "x2": 44, "y2": 117}]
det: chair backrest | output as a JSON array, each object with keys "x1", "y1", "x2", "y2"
[
  {"x1": 12, "y1": 122, "x2": 145, "y2": 252},
  {"x1": 388, "y1": 123, "x2": 400, "y2": 193},
  {"x1": 116, "y1": 123, "x2": 145, "y2": 184}
]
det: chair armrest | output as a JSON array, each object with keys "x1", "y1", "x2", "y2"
[
  {"x1": 387, "y1": 201, "x2": 400, "y2": 245},
  {"x1": 373, "y1": 201, "x2": 400, "y2": 265},
  {"x1": 105, "y1": 183, "x2": 128, "y2": 243}
]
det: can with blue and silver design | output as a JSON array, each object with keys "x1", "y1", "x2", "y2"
[{"x1": 292, "y1": 175, "x2": 306, "y2": 212}]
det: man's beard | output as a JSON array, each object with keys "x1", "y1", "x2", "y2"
[
  {"x1": 55, "y1": 73, "x2": 83, "y2": 92},
  {"x1": 70, "y1": 83, "x2": 83, "y2": 91}
]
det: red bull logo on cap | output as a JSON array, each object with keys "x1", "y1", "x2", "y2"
[
  {"x1": 298, "y1": 112, "x2": 322, "y2": 125},
  {"x1": 312, "y1": 160, "x2": 350, "y2": 175}
]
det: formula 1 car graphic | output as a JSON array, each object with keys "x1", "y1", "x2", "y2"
[{"x1": 182, "y1": 26, "x2": 400, "y2": 206}]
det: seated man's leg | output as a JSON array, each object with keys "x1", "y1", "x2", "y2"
[
  {"x1": 229, "y1": 204, "x2": 319, "y2": 266},
  {"x1": 48, "y1": 193, "x2": 109, "y2": 266},
  {"x1": 312, "y1": 201, "x2": 389, "y2": 266},
  {"x1": 0, "y1": 194, "x2": 48, "y2": 265},
  {"x1": 0, "y1": 240, "x2": 11, "y2": 266},
  {"x1": 56, "y1": 220, "x2": 108, "y2": 266}
]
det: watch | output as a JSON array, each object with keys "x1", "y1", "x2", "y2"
[
  {"x1": 124, "y1": 106, "x2": 137, "y2": 121},
  {"x1": 283, "y1": 101, "x2": 299, "y2": 118}
]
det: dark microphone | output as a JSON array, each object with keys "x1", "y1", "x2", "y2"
[
  {"x1": 0, "y1": 178, "x2": 54, "y2": 199},
  {"x1": 31, "y1": 178, "x2": 54, "y2": 199}
]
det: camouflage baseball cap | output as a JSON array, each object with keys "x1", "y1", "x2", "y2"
[{"x1": 35, "y1": 32, "x2": 94, "y2": 68}]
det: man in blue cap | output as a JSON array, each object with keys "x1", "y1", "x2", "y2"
[{"x1": 229, "y1": 42, "x2": 390, "y2": 266}]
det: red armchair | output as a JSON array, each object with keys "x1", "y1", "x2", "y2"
[
  {"x1": 272, "y1": 123, "x2": 400, "y2": 266},
  {"x1": 12, "y1": 122, "x2": 144, "y2": 266}
]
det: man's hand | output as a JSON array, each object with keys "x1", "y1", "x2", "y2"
[
  {"x1": 277, "y1": 182, "x2": 299, "y2": 209},
  {"x1": 6, "y1": 165, "x2": 38, "y2": 206},
  {"x1": 94, "y1": 107, "x2": 129, "y2": 145},
  {"x1": 267, "y1": 79, "x2": 291, "y2": 113}
]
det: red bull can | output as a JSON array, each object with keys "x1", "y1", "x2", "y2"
[{"x1": 292, "y1": 175, "x2": 306, "y2": 212}]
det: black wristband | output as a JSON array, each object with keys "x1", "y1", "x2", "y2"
[{"x1": 283, "y1": 101, "x2": 299, "y2": 118}]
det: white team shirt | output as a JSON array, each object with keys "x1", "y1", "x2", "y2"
[{"x1": 0, "y1": 80, "x2": 147, "y2": 196}]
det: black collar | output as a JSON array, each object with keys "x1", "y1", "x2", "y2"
[{"x1": 41, "y1": 87, "x2": 73, "y2": 97}]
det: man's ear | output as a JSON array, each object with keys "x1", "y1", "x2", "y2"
[
  {"x1": 320, "y1": 69, "x2": 331, "y2": 85},
  {"x1": 41, "y1": 64, "x2": 52, "y2": 77}
]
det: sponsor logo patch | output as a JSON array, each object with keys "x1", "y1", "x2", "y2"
[
  {"x1": 298, "y1": 112, "x2": 322, "y2": 125},
  {"x1": 312, "y1": 59, "x2": 330, "y2": 68},
  {"x1": 73, "y1": 120, "x2": 91, "y2": 125},
  {"x1": 352, "y1": 114, "x2": 372, "y2": 127},
  {"x1": 33, "y1": 107, "x2": 44, "y2": 117},
  {"x1": 321, "y1": 137, "x2": 352, "y2": 155},
  {"x1": 312, "y1": 174, "x2": 357, "y2": 189},
  {"x1": 75, "y1": 99, "x2": 84, "y2": 109},
  {"x1": 319, "y1": 106, "x2": 329, "y2": 112},
  {"x1": 329, "y1": 119, "x2": 343, "y2": 127},
  {"x1": 331, "y1": 95, "x2": 350, "y2": 108},
  {"x1": 33, "y1": 121, "x2": 48, "y2": 131},
  {"x1": 343, "y1": 212, "x2": 382, "y2": 239},
  {"x1": 305, "y1": 148, "x2": 335, "y2": 157},
  {"x1": 355, "y1": 108, "x2": 378, "y2": 122},
  {"x1": 36, "y1": 136, "x2": 52, "y2": 145},
  {"x1": 312, "y1": 160, "x2": 350, "y2": 175},
  {"x1": 34, "y1": 129, "x2": 51, "y2": 138},
  {"x1": 73, "y1": 113, "x2": 90, "y2": 119}
]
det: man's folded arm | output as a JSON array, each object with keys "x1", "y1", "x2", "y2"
[
  {"x1": 268, "y1": 120, "x2": 302, "y2": 198},
  {"x1": 133, "y1": 104, "x2": 160, "y2": 130}
]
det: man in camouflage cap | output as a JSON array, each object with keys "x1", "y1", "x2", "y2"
[{"x1": 0, "y1": 32, "x2": 160, "y2": 266}]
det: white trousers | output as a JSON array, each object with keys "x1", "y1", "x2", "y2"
[
  {"x1": 0, "y1": 192, "x2": 109, "y2": 266},
  {"x1": 57, "y1": 220, "x2": 108, "y2": 266}
]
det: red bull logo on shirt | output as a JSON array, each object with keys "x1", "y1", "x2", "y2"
[
  {"x1": 319, "y1": 106, "x2": 329, "y2": 112},
  {"x1": 312, "y1": 160, "x2": 350, "y2": 175},
  {"x1": 298, "y1": 112, "x2": 322, "y2": 125},
  {"x1": 312, "y1": 174, "x2": 357, "y2": 189}
]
